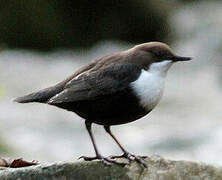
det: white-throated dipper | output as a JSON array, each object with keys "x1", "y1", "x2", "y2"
[{"x1": 14, "y1": 42, "x2": 192, "y2": 167}]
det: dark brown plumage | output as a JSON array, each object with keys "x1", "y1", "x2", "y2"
[{"x1": 14, "y1": 42, "x2": 191, "y2": 167}]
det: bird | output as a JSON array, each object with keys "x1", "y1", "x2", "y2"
[{"x1": 14, "y1": 42, "x2": 192, "y2": 167}]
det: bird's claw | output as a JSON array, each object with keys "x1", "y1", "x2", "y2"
[
  {"x1": 78, "y1": 156, "x2": 98, "y2": 161},
  {"x1": 110, "y1": 152, "x2": 147, "y2": 168},
  {"x1": 78, "y1": 155, "x2": 128, "y2": 166}
]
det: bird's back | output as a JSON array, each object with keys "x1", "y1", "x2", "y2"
[{"x1": 13, "y1": 60, "x2": 99, "y2": 103}]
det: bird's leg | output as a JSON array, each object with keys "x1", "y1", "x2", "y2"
[
  {"x1": 104, "y1": 126, "x2": 147, "y2": 168},
  {"x1": 79, "y1": 121, "x2": 126, "y2": 166}
]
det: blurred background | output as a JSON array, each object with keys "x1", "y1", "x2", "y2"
[{"x1": 1, "y1": 0, "x2": 222, "y2": 165}]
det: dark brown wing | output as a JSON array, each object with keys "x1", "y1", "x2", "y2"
[
  {"x1": 14, "y1": 52, "x2": 125, "y2": 103},
  {"x1": 48, "y1": 63, "x2": 141, "y2": 104}
]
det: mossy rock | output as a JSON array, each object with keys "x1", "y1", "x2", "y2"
[{"x1": 0, "y1": 155, "x2": 222, "y2": 180}]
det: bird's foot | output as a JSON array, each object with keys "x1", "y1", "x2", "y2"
[
  {"x1": 78, "y1": 155, "x2": 128, "y2": 167},
  {"x1": 110, "y1": 152, "x2": 147, "y2": 168}
]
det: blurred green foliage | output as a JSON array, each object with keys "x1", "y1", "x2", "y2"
[
  {"x1": 0, "y1": 0, "x2": 171, "y2": 51},
  {"x1": 0, "y1": 85, "x2": 4, "y2": 97},
  {"x1": 0, "y1": 0, "x2": 65, "y2": 51},
  {"x1": 0, "y1": 134, "x2": 11, "y2": 154},
  {"x1": 0, "y1": 142, "x2": 10, "y2": 154}
]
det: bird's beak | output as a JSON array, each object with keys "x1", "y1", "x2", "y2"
[{"x1": 172, "y1": 56, "x2": 192, "y2": 62}]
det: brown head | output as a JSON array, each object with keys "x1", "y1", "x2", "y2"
[{"x1": 126, "y1": 42, "x2": 192, "y2": 69}]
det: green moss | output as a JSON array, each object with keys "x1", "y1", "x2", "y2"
[
  {"x1": 0, "y1": 84, "x2": 4, "y2": 97},
  {"x1": 0, "y1": 137, "x2": 11, "y2": 154}
]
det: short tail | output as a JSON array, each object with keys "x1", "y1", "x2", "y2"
[{"x1": 13, "y1": 86, "x2": 63, "y2": 104}]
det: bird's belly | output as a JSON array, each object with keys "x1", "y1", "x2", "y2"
[{"x1": 55, "y1": 88, "x2": 151, "y2": 125}]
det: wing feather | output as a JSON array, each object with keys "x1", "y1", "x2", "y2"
[{"x1": 48, "y1": 63, "x2": 141, "y2": 104}]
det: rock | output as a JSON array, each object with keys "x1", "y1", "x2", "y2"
[{"x1": 0, "y1": 155, "x2": 222, "y2": 180}]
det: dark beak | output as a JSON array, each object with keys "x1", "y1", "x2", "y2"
[{"x1": 172, "y1": 56, "x2": 192, "y2": 62}]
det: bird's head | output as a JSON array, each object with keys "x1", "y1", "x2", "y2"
[
  {"x1": 129, "y1": 42, "x2": 192, "y2": 75},
  {"x1": 135, "y1": 42, "x2": 192, "y2": 63}
]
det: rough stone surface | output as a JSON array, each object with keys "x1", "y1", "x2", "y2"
[{"x1": 0, "y1": 155, "x2": 222, "y2": 180}]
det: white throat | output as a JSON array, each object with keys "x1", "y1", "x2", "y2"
[
  {"x1": 148, "y1": 60, "x2": 173, "y2": 77},
  {"x1": 130, "y1": 60, "x2": 173, "y2": 110}
]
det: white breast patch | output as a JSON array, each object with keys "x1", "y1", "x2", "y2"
[{"x1": 130, "y1": 60, "x2": 172, "y2": 110}]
